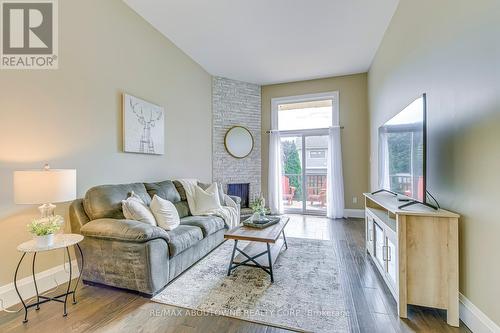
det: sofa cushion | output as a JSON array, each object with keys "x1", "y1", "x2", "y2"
[
  {"x1": 144, "y1": 180, "x2": 181, "y2": 203},
  {"x1": 84, "y1": 183, "x2": 151, "y2": 220},
  {"x1": 173, "y1": 201, "x2": 190, "y2": 219},
  {"x1": 173, "y1": 180, "x2": 187, "y2": 201},
  {"x1": 166, "y1": 225, "x2": 203, "y2": 257},
  {"x1": 180, "y1": 216, "x2": 225, "y2": 237},
  {"x1": 172, "y1": 181, "x2": 191, "y2": 218}
]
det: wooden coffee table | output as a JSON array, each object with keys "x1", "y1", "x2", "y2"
[{"x1": 224, "y1": 216, "x2": 289, "y2": 282}]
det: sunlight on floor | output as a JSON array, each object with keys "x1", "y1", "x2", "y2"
[{"x1": 283, "y1": 214, "x2": 335, "y2": 240}]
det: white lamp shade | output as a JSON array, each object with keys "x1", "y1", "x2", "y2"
[{"x1": 14, "y1": 169, "x2": 77, "y2": 204}]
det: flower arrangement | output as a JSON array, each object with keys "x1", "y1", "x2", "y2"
[
  {"x1": 250, "y1": 196, "x2": 269, "y2": 215},
  {"x1": 27, "y1": 215, "x2": 63, "y2": 236}
]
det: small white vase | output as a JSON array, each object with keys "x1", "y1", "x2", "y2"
[
  {"x1": 252, "y1": 212, "x2": 267, "y2": 223},
  {"x1": 34, "y1": 234, "x2": 55, "y2": 247}
]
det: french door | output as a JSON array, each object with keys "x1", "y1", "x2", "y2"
[
  {"x1": 272, "y1": 91, "x2": 339, "y2": 216},
  {"x1": 281, "y1": 130, "x2": 328, "y2": 215}
]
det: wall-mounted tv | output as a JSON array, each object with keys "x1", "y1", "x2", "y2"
[{"x1": 378, "y1": 94, "x2": 427, "y2": 203}]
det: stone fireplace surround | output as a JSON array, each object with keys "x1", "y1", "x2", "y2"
[{"x1": 212, "y1": 77, "x2": 261, "y2": 207}]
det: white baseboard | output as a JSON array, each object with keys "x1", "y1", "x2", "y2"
[
  {"x1": 0, "y1": 259, "x2": 80, "y2": 311},
  {"x1": 460, "y1": 293, "x2": 500, "y2": 333},
  {"x1": 344, "y1": 209, "x2": 365, "y2": 218}
]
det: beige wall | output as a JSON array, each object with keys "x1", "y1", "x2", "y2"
[
  {"x1": 368, "y1": 0, "x2": 500, "y2": 325},
  {"x1": 0, "y1": 0, "x2": 212, "y2": 286},
  {"x1": 261, "y1": 74, "x2": 369, "y2": 210}
]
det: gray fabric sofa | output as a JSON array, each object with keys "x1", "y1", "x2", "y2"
[{"x1": 69, "y1": 180, "x2": 239, "y2": 296}]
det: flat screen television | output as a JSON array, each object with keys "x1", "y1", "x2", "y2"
[{"x1": 378, "y1": 94, "x2": 427, "y2": 203}]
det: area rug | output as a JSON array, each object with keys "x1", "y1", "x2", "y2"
[{"x1": 152, "y1": 237, "x2": 350, "y2": 332}]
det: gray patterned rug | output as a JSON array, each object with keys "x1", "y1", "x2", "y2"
[{"x1": 152, "y1": 237, "x2": 350, "y2": 332}]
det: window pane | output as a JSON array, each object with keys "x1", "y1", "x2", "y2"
[
  {"x1": 310, "y1": 150, "x2": 325, "y2": 158},
  {"x1": 305, "y1": 135, "x2": 328, "y2": 214},
  {"x1": 278, "y1": 99, "x2": 332, "y2": 131},
  {"x1": 280, "y1": 136, "x2": 304, "y2": 210}
]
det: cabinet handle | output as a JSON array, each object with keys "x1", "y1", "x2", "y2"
[
  {"x1": 382, "y1": 245, "x2": 388, "y2": 261},
  {"x1": 369, "y1": 229, "x2": 373, "y2": 241},
  {"x1": 387, "y1": 246, "x2": 391, "y2": 261}
]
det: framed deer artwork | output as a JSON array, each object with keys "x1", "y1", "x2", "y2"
[{"x1": 123, "y1": 93, "x2": 165, "y2": 155}]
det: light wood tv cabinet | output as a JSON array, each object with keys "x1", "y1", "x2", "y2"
[{"x1": 363, "y1": 192, "x2": 460, "y2": 326}]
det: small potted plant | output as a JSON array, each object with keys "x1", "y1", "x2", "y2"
[
  {"x1": 27, "y1": 215, "x2": 63, "y2": 247},
  {"x1": 250, "y1": 196, "x2": 269, "y2": 222}
]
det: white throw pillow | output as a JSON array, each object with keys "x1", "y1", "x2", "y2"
[
  {"x1": 194, "y1": 183, "x2": 222, "y2": 212},
  {"x1": 150, "y1": 195, "x2": 180, "y2": 231},
  {"x1": 122, "y1": 192, "x2": 156, "y2": 226}
]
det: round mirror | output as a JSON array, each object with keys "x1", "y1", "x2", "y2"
[{"x1": 224, "y1": 126, "x2": 254, "y2": 159}]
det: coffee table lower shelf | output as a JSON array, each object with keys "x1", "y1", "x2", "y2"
[{"x1": 226, "y1": 236, "x2": 287, "y2": 283}]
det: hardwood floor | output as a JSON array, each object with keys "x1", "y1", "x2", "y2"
[{"x1": 0, "y1": 216, "x2": 471, "y2": 332}]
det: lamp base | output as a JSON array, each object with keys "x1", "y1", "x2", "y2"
[{"x1": 38, "y1": 203, "x2": 56, "y2": 218}]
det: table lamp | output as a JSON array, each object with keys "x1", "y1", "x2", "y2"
[{"x1": 14, "y1": 164, "x2": 77, "y2": 217}]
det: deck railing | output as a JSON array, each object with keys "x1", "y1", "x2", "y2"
[{"x1": 283, "y1": 174, "x2": 327, "y2": 204}]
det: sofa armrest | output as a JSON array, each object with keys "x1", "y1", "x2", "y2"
[
  {"x1": 224, "y1": 194, "x2": 240, "y2": 220},
  {"x1": 80, "y1": 218, "x2": 170, "y2": 243},
  {"x1": 228, "y1": 195, "x2": 241, "y2": 206},
  {"x1": 69, "y1": 199, "x2": 90, "y2": 235}
]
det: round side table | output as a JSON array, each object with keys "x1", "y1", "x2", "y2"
[{"x1": 14, "y1": 233, "x2": 84, "y2": 323}]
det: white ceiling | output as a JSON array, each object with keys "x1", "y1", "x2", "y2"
[{"x1": 124, "y1": 0, "x2": 399, "y2": 85}]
